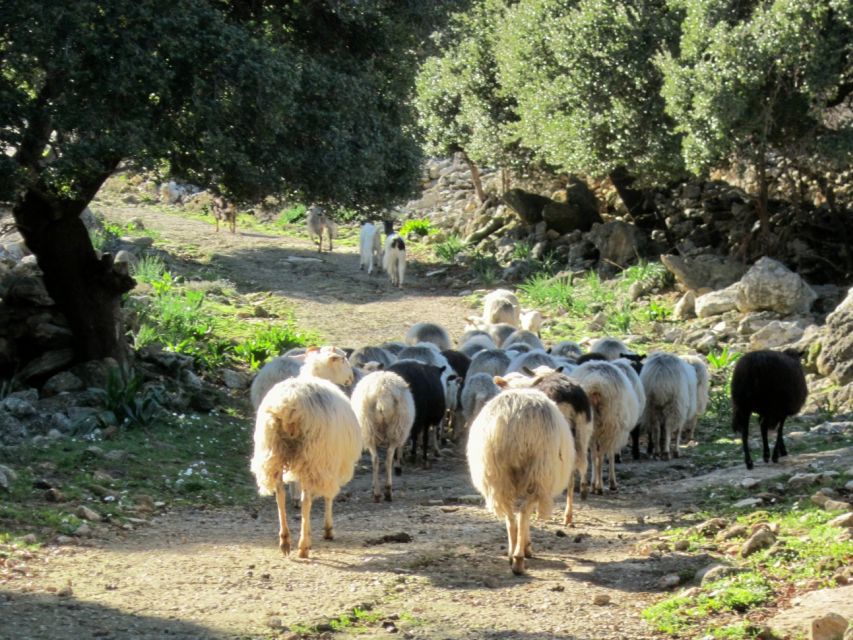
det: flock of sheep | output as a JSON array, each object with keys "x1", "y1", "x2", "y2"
[{"x1": 248, "y1": 286, "x2": 809, "y2": 574}]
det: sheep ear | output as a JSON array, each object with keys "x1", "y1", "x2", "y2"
[
  {"x1": 494, "y1": 376, "x2": 508, "y2": 388},
  {"x1": 555, "y1": 366, "x2": 564, "y2": 373},
  {"x1": 306, "y1": 346, "x2": 320, "y2": 353},
  {"x1": 329, "y1": 354, "x2": 344, "y2": 361},
  {"x1": 522, "y1": 366, "x2": 535, "y2": 376}
]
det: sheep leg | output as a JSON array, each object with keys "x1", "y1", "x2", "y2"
[
  {"x1": 370, "y1": 448, "x2": 381, "y2": 503},
  {"x1": 323, "y1": 496, "x2": 334, "y2": 540},
  {"x1": 759, "y1": 415, "x2": 771, "y2": 464},
  {"x1": 673, "y1": 422, "x2": 682, "y2": 459},
  {"x1": 662, "y1": 421, "x2": 672, "y2": 461},
  {"x1": 408, "y1": 429, "x2": 419, "y2": 463},
  {"x1": 564, "y1": 474, "x2": 575, "y2": 526},
  {"x1": 422, "y1": 424, "x2": 432, "y2": 469},
  {"x1": 394, "y1": 446, "x2": 403, "y2": 477},
  {"x1": 274, "y1": 478, "x2": 291, "y2": 556},
  {"x1": 594, "y1": 445, "x2": 604, "y2": 495},
  {"x1": 297, "y1": 490, "x2": 312, "y2": 558},
  {"x1": 649, "y1": 419, "x2": 661, "y2": 459},
  {"x1": 430, "y1": 418, "x2": 442, "y2": 458},
  {"x1": 608, "y1": 451, "x2": 618, "y2": 491},
  {"x1": 630, "y1": 425, "x2": 641, "y2": 460},
  {"x1": 384, "y1": 447, "x2": 395, "y2": 501},
  {"x1": 732, "y1": 405, "x2": 753, "y2": 469},
  {"x1": 289, "y1": 480, "x2": 301, "y2": 508},
  {"x1": 505, "y1": 514, "x2": 518, "y2": 568},
  {"x1": 771, "y1": 417, "x2": 787, "y2": 462}
]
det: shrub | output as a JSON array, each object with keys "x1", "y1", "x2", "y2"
[
  {"x1": 434, "y1": 235, "x2": 465, "y2": 262},
  {"x1": 400, "y1": 218, "x2": 433, "y2": 237},
  {"x1": 277, "y1": 204, "x2": 307, "y2": 225}
]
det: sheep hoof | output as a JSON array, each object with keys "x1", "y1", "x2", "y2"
[
  {"x1": 673, "y1": 450, "x2": 680, "y2": 459},
  {"x1": 394, "y1": 466, "x2": 402, "y2": 477},
  {"x1": 746, "y1": 460, "x2": 754, "y2": 470},
  {"x1": 609, "y1": 484, "x2": 618, "y2": 492},
  {"x1": 511, "y1": 557, "x2": 525, "y2": 575},
  {"x1": 279, "y1": 534, "x2": 291, "y2": 556},
  {"x1": 524, "y1": 545, "x2": 533, "y2": 559},
  {"x1": 384, "y1": 489, "x2": 392, "y2": 502},
  {"x1": 298, "y1": 547, "x2": 310, "y2": 559},
  {"x1": 373, "y1": 494, "x2": 381, "y2": 503},
  {"x1": 324, "y1": 528, "x2": 333, "y2": 541},
  {"x1": 580, "y1": 486, "x2": 589, "y2": 501}
]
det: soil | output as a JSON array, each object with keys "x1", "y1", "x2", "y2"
[{"x1": 1, "y1": 205, "x2": 848, "y2": 640}]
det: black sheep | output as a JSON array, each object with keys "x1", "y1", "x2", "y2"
[
  {"x1": 730, "y1": 349, "x2": 808, "y2": 470},
  {"x1": 386, "y1": 360, "x2": 447, "y2": 467}
]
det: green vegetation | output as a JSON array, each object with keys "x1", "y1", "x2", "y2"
[
  {"x1": 129, "y1": 260, "x2": 315, "y2": 371},
  {"x1": 517, "y1": 262, "x2": 674, "y2": 340},
  {"x1": 277, "y1": 204, "x2": 307, "y2": 226},
  {"x1": 0, "y1": 410, "x2": 258, "y2": 540},
  {"x1": 434, "y1": 235, "x2": 465, "y2": 262},
  {"x1": 644, "y1": 471, "x2": 853, "y2": 637},
  {"x1": 400, "y1": 218, "x2": 434, "y2": 237}
]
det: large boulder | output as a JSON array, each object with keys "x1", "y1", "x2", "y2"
[
  {"x1": 587, "y1": 221, "x2": 647, "y2": 268},
  {"x1": 735, "y1": 257, "x2": 817, "y2": 315},
  {"x1": 695, "y1": 284, "x2": 740, "y2": 318},
  {"x1": 541, "y1": 178, "x2": 601, "y2": 233},
  {"x1": 502, "y1": 189, "x2": 551, "y2": 224},
  {"x1": 660, "y1": 254, "x2": 747, "y2": 291},
  {"x1": 817, "y1": 287, "x2": 853, "y2": 385}
]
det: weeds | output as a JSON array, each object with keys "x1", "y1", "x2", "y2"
[
  {"x1": 91, "y1": 367, "x2": 163, "y2": 429},
  {"x1": 400, "y1": 218, "x2": 433, "y2": 237},
  {"x1": 277, "y1": 204, "x2": 307, "y2": 225},
  {"x1": 469, "y1": 252, "x2": 500, "y2": 286},
  {"x1": 434, "y1": 235, "x2": 465, "y2": 262}
]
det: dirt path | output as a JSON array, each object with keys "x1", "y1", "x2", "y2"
[
  {"x1": 102, "y1": 204, "x2": 473, "y2": 346},
  {"x1": 2, "y1": 205, "x2": 848, "y2": 640}
]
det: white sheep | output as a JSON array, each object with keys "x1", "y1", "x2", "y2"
[
  {"x1": 350, "y1": 371, "x2": 416, "y2": 502},
  {"x1": 460, "y1": 372, "x2": 501, "y2": 433},
  {"x1": 383, "y1": 233, "x2": 406, "y2": 288},
  {"x1": 502, "y1": 329, "x2": 545, "y2": 352},
  {"x1": 506, "y1": 349, "x2": 558, "y2": 374},
  {"x1": 459, "y1": 335, "x2": 497, "y2": 358},
  {"x1": 681, "y1": 354, "x2": 709, "y2": 442},
  {"x1": 359, "y1": 222, "x2": 383, "y2": 274},
  {"x1": 250, "y1": 356, "x2": 303, "y2": 411},
  {"x1": 550, "y1": 341, "x2": 584, "y2": 360},
  {"x1": 467, "y1": 387, "x2": 575, "y2": 574},
  {"x1": 405, "y1": 322, "x2": 452, "y2": 351},
  {"x1": 589, "y1": 337, "x2": 632, "y2": 360},
  {"x1": 250, "y1": 376, "x2": 362, "y2": 558},
  {"x1": 495, "y1": 370, "x2": 592, "y2": 526},
  {"x1": 481, "y1": 289, "x2": 521, "y2": 326},
  {"x1": 467, "y1": 348, "x2": 511, "y2": 379},
  {"x1": 572, "y1": 361, "x2": 638, "y2": 494},
  {"x1": 640, "y1": 352, "x2": 692, "y2": 460},
  {"x1": 306, "y1": 205, "x2": 337, "y2": 252},
  {"x1": 520, "y1": 309, "x2": 543, "y2": 335}
]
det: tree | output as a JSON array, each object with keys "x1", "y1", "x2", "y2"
[
  {"x1": 658, "y1": 0, "x2": 853, "y2": 237},
  {"x1": 414, "y1": 0, "x2": 525, "y2": 201},
  {"x1": 1, "y1": 0, "x2": 455, "y2": 363},
  {"x1": 493, "y1": 0, "x2": 685, "y2": 218}
]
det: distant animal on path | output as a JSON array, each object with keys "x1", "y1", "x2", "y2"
[
  {"x1": 212, "y1": 196, "x2": 237, "y2": 234},
  {"x1": 307, "y1": 205, "x2": 337, "y2": 252}
]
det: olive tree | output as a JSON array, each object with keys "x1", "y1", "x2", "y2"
[
  {"x1": 0, "y1": 0, "x2": 452, "y2": 363},
  {"x1": 658, "y1": 0, "x2": 853, "y2": 235}
]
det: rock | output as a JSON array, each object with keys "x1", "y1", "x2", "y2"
[
  {"x1": 810, "y1": 421, "x2": 853, "y2": 435},
  {"x1": 658, "y1": 574, "x2": 681, "y2": 589},
  {"x1": 697, "y1": 564, "x2": 744, "y2": 585},
  {"x1": 732, "y1": 497, "x2": 763, "y2": 509},
  {"x1": 695, "y1": 284, "x2": 740, "y2": 318},
  {"x1": 749, "y1": 320, "x2": 806, "y2": 351},
  {"x1": 768, "y1": 586, "x2": 853, "y2": 640},
  {"x1": 74, "y1": 523, "x2": 93, "y2": 538},
  {"x1": 114, "y1": 250, "x2": 137, "y2": 268},
  {"x1": 736, "y1": 257, "x2": 817, "y2": 315},
  {"x1": 4, "y1": 275, "x2": 54, "y2": 306},
  {"x1": 673, "y1": 291, "x2": 696, "y2": 320},
  {"x1": 541, "y1": 179, "x2": 601, "y2": 234},
  {"x1": 592, "y1": 593, "x2": 611, "y2": 606},
  {"x1": 42, "y1": 371, "x2": 85, "y2": 396},
  {"x1": 503, "y1": 188, "x2": 551, "y2": 224},
  {"x1": 76, "y1": 506, "x2": 102, "y2": 522},
  {"x1": 789, "y1": 473, "x2": 822, "y2": 488},
  {"x1": 19, "y1": 349, "x2": 75, "y2": 382},
  {"x1": 2, "y1": 397, "x2": 37, "y2": 418},
  {"x1": 810, "y1": 613, "x2": 848, "y2": 640},
  {"x1": 695, "y1": 518, "x2": 728, "y2": 536},
  {"x1": 740, "y1": 477, "x2": 761, "y2": 489},
  {"x1": 0, "y1": 413, "x2": 28, "y2": 445},
  {"x1": 221, "y1": 369, "x2": 251, "y2": 390},
  {"x1": 829, "y1": 513, "x2": 853, "y2": 528},
  {"x1": 741, "y1": 528, "x2": 775, "y2": 557},
  {"x1": 817, "y1": 287, "x2": 853, "y2": 385},
  {"x1": 823, "y1": 499, "x2": 852, "y2": 513},
  {"x1": 44, "y1": 488, "x2": 66, "y2": 502},
  {"x1": 587, "y1": 221, "x2": 647, "y2": 268},
  {"x1": 660, "y1": 254, "x2": 747, "y2": 291},
  {"x1": 716, "y1": 524, "x2": 748, "y2": 542}
]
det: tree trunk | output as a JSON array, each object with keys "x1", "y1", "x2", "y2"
[
  {"x1": 461, "y1": 151, "x2": 486, "y2": 203},
  {"x1": 13, "y1": 189, "x2": 135, "y2": 364},
  {"x1": 501, "y1": 167, "x2": 511, "y2": 195}
]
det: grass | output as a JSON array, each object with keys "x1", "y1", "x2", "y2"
[
  {"x1": 434, "y1": 234, "x2": 465, "y2": 262},
  {"x1": 517, "y1": 261, "x2": 676, "y2": 341},
  {"x1": 400, "y1": 218, "x2": 433, "y2": 237},
  {"x1": 0, "y1": 410, "x2": 258, "y2": 541}
]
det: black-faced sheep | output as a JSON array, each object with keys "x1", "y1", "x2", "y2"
[
  {"x1": 467, "y1": 388, "x2": 575, "y2": 574},
  {"x1": 250, "y1": 376, "x2": 361, "y2": 558},
  {"x1": 351, "y1": 371, "x2": 416, "y2": 502},
  {"x1": 730, "y1": 350, "x2": 807, "y2": 470}
]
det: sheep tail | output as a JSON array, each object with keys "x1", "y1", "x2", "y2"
[{"x1": 251, "y1": 400, "x2": 304, "y2": 496}]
